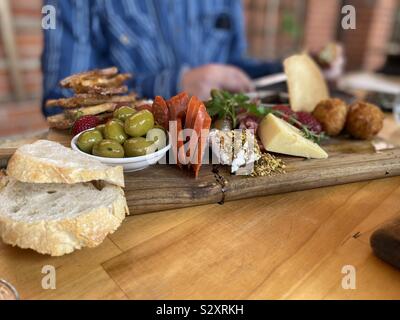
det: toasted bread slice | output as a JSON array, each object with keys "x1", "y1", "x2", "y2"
[
  {"x1": 46, "y1": 93, "x2": 137, "y2": 108},
  {"x1": 0, "y1": 175, "x2": 128, "y2": 256},
  {"x1": 7, "y1": 140, "x2": 124, "y2": 187},
  {"x1": 47, "y1": 113, "x2": 74, "y2": 130},
  {"x1": 284, "y1": 53, "x2": 330, "y2": 112},
  {"x1": 64, "y1": 103, "x2": 118, "y2": 118}
]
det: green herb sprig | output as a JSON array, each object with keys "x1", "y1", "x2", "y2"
[{"x1": 206, "y1": 89, "x2": 326, "y2": 144}]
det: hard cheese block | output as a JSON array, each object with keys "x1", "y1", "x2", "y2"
[
  {"x1": 284, "y1": 53, "x2": 329, "y2": 112},
  {"x1": 258, "y1": 113, "x2": 328, "y2": 159}
]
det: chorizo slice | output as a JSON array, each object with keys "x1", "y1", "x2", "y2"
[
  {"x1": 135, "y1": 103, "x2": 153, "y2": 113},
  {"x1": 185, "y1": 96, "x2": 202, "y2": 130},
  {"x1": 168, "y1": 92, "x2": 189, "y2": 120},
  {"x1": 191, "y1": 104, "x2": 212, "y2": 178},
  {"x1": 152, "y1": 96, "x2": 169, "y2": 130}
]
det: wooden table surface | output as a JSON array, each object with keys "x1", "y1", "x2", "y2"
[{"x1": 1, "y1": 117, "x2": 400, "y2": 300}]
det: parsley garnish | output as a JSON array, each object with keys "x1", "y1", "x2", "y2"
[{"x1": 206, "y1": 89, "x2": 326, "y2": 144}]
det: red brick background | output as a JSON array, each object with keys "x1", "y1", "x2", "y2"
[
  {"x1": 0, "y1": 0, "x2": 42, "y2": 101},
  {"x1": 0, "y1": 0, "x2": 399, "y2": 137}
]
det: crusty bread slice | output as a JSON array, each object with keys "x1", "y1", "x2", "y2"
[
  {"x1": 47, "y1": 113, "x2": 74, "y2": 130},
  {"x1": 284, "y1": 53, "x2": 330, "y2": 112},
  {"x1": 7, "y1": 140, "x2": 124, "y2": 187},
  {"x1": 0, "y1": 175, "x2": 128, "y2": 256}
]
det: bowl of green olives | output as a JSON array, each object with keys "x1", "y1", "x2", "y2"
[{"x1": 71, "y1": 108, "x2": 171, "y2": 172}]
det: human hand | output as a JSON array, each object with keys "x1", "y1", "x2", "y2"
[{"x1": 180, "y1": 64, "x2": 254, "y2": 100}]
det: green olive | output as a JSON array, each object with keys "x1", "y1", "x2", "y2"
[
  {"x1": 113, "y1": 118, "x2": 125, "y2": 127},
  {"x1": 95, "y1": 124, "x2": 106, "y2": 137},
  {"x1": 77, "y1": 129, "x2": 103, "y2": 154},
  {"x1": 124, "y1": 110, "x2": 154, "y2": 137},
  {"x1": 146, "y1": 128, "x2": 167, "y2": 150},
  {"x1": 92, "y1": 139, "x2": 124, "y2": 158},
  {"x1": 104, "y1": 119, "x2": 127, "y2": 144},
  {"x1": 124, "y1": 137, "x2": 156, "y2": 157},
  {"x1": 113, "y1": 106, "x2": 136, "y2": 122}
]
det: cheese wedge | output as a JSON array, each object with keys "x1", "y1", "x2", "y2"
[
  {"x1": 258, "y1": 114, "x2": 328, "y2": 159},
  {"x1": 284, "y1": 53, "x2": 329, "y2": 112}
]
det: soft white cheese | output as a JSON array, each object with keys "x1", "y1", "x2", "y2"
[{"x1": 209, "y1": 129, "x2": 261, "y2": 174}]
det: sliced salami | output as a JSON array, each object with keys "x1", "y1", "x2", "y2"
[{"x1": 152, "y1": 96, "x2": 169, "y2": 130}]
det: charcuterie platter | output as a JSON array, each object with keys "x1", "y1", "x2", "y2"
[
  {"x1": 44, "y1": 129, "x2": 400, "y2": 215},
  {"x1": 1, "y1": 53, "x2": 400, "y2": 256}
]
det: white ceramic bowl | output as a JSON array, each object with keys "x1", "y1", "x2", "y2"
[{"x1": 71, "y1": 130, "x2": 171, "y2": 172}]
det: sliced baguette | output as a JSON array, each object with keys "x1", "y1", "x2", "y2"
[
  {"x1": 7, "y1": 140, "x2": 124, "y2": 187},
  {"x1": 0, "y1": 176, "x2": 128, "y2": 256}
]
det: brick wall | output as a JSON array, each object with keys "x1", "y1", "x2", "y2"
[
  {"x1": 303, "y1": 0, "x2": 341, "y2": 52},
  {"x1": 0, "y1": 0, "x2": 43, "y2": 102},
  {"x1": 364, "y1": 0, "x2": 398, "y2": 70},
  {"x1": 305, "y1": 0, "x2": 398, "y2": 70},
  {"x1": 0, "y1": 0, "x2": 399, "y2": 103},
  {"x1": 244, "y1": 0, "x2": 308, "y2": 59}
]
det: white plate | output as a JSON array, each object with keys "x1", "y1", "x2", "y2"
[{"x1": 71, "y1": 130, "x2": 171, "y2": 172}]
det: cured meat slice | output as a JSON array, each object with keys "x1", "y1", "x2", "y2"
[
  {"x1": 176, "y1": 118, "x2": 185, "y2": 168},
  {"x1": 168, "y1": 92, "x2": 189, "y2": 120},
  {"x1": 152, "y1": 96, "x2": 169, "y2": 130},
  {"x1": 190, "y1": 104, "x2": 212, "y2": 178},
  {"x1": 135, "y1": 103, "x2": 153, "y2": 113},
  {"x1": 185, "y1": 96, "x2": 202, "y2": 130}
]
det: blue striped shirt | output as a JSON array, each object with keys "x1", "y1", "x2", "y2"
[{"x1": 42, "y1": 0, "x2": 282, "y2": 116}]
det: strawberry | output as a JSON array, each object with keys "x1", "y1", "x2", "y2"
[
  {"x1": 272, "y1": 105, "x2": 295, "y2": 122},
  {"x1": 295, "y1": 112, "x2": 322, "y2": 134},
  {"x1": 72, "y1": 115, "x2": 99, "y2": 135}
]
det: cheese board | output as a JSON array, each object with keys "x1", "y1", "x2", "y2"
[
  {"x1": 1, "y1": 129, "x2": 399, "y2": 215},
  {"x1": 2, "y1": 60, "x2": 400, "y2": 257}
]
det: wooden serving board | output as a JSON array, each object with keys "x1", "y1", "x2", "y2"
[
  {"x1": 123, "y1": 138, "x2": 400, "y2": 214},
  {"x1": 1, "y1": 129, "x2": 400, "y2": 215}
]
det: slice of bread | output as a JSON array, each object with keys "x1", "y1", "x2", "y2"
[
  {"x1": 0, "y1": 175, "x2": 128, "y2": 256},
  {"x1": 7, "y1": 140, "x2": 124, "y2": 187},
  {"x1": 47, "y1": 113, "x2": 74, "y2": 130}
]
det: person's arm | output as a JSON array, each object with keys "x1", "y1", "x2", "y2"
[
  {"x1": 41, "y1": 0, "x2": 106, "y2": 116},
  {"x1": 228, "y1": 0, "x2": 283, "y2": 79}
]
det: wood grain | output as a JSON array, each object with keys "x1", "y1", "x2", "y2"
[
  {"x1": 0, "y1": 175, "x2": 399, "y2": 299},
  {"x1": 121, "y1": 137, "x2": 400, "y2": 214},
  {"x1": 0, "y1": 116, "x2": 399, "y2": 299},
  {"x1": 5, "y1": 129, "x2": 400, "y2": 216}
]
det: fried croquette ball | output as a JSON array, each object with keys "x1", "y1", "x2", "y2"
[
  {"x1": 346, "y1": 102, "x2": 384, "y2": 140},
  {"x1": 312, "y1": 99, "x2": 348, "y2": 136}
]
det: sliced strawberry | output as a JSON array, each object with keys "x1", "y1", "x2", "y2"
[{"x1": 72, "y1": 115, "x2": 99, "y2": 135}]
